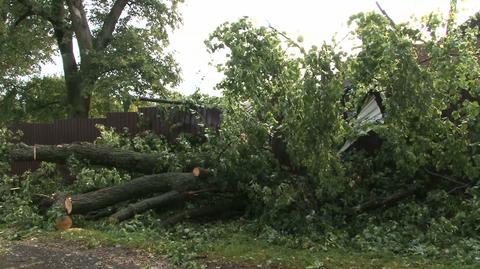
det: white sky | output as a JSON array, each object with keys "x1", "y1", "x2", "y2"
[{"x1": 42, "y1": 0, "x2": 480, "y2": 96}]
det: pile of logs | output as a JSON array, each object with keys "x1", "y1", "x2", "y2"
[{"x1": 11, "y1": 144, "x2": 244, "y2": 230}]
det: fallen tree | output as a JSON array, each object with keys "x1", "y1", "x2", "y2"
[
  {"x1": 14, "y1": 143, "x2": 460, "y2": 230},
  {"x1": 11, "y1": 143, "x2": 166, "y2": 174},
  {"x1": 9, "y1": 143, "x2": 240, "y2": 227},
  {"x1": 67, "y1": 172, "x2": 204, "y2": 215},
  {"x1": 107, "y1": 190, "x2": 185, "y2": 224},
  {"x1": 33, "y1": 164, "x2": 232, "y2": 229},
  {"x1": 107, "y1": 187, "x2": 218, "y2": 223},
  {"x1": 9, "y1": 142, "x2": 467, "y2": 231}
]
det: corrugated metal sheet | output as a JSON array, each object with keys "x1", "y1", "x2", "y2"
[{"x1": 339, "y1": 94, "x2": 384, "y2": 153}]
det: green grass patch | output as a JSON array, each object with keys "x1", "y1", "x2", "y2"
[
  {"x1": 10, "y1": 221, "x2": 470, "y2": 269},
  {"x1": 203, "y1": 232, "x2": 475, "y2": 269}
]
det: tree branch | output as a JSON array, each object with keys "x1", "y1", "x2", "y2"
[
  {"x1": 446, "y1": 0, "x2": 458, "y2": 35},
  {"x1": 424, "y1": 168, "x2": 469, "y2": 186},
  {"x1": 66, "y1": 0, "x2": 94, "y2": 56},
  {"x1": 137, "y1": 96, "x2": 187, "y2": 105},
  {"x1": 95, "y1": 0, "x2": 130, "y2": 49},
  {"x1": 52, "y1": 0, "x2": 78, "y2": 78},
  {"x1": 268, "y1": 25, "x2": 306, "y2": 55}
]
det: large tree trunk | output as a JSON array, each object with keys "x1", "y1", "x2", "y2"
[
  {"x1": 68, "y1": 172, "x2": 203, "y2": 214},
  {"x1": 11, "y1": 144, "x2": 167, "y2": 174},
  {"x1": 66, "y1": 77, "x2": 91, "y2": 118},
  {"x1": 51, "y1": 0, "x2": 90, "y2": 119},
  {"x1": 49, "y1": 0, "x2": 91, "y2": 119}
]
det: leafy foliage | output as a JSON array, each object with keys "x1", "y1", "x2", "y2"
[
  {"x1": 203, "y1": 9, "x2": 480, "y2": 260},
  {"x1": 206, "y1": 17, "x2": 349, "y2": 231},
  {"x1": 0, "y1": 76, "x2": 68, "y2": 123},
  {"x1": 0, "y1": 0, "x2": 55, "y2": 81},
  {"x1": 1, "y1": 5, "x2": 480, "y2": 267},
  {"x1": 0, "y1": 163, "x2": 59, "y2": 231},
  {"x1": 0, "y1": 0, "x2": 184, "y2": 117}
]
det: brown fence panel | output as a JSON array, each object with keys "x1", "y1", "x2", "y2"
[
  {"x1": 8, "y1": 106, "x2": 221, "y2": 174},
  {"x1": 106, "y1": 112, "x2": 139, "y2": 134},
  {"x1": 10, "y1": 161, "x2": 41, "y2": 175}
]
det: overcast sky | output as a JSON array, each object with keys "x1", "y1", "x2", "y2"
[{"x1": 43, "y1": 0, "x2": 480, "y2": 96}]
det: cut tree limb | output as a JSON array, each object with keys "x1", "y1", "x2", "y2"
[
  {"x1": 192, "y1": 167, "x2": 214, "y2": 180},
  {"x1": 55, "y1": 215, "x2": 73, "y2": 231},
  {"x1": 162, "y1": 201, "x2": 245, "y2": 227},
  {"x1": 375, "y1": 1, "x2": 397, "y2": 28},
  {"x1": 64, "y1": 197, "x2": 73, "y2": 215},
  {"x1": 67, "y1": 172, "x2": 205, "y2": 215},
  {"x1": 108, "y1": 187, "x2": 219, "y2": 223},
  {"x1": 11, "y1": 143, "x2": 166, "y2": 174},
  {"x1": 84, "y1": 207, "x2": 117, "y2": 220},
  {"x1": 108, "y1": 190, "x2": 185, "y2": 224}
]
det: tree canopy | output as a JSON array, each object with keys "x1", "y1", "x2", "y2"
[{"x1": 206, "y1": 8, "x2": 480, "y2": 230}]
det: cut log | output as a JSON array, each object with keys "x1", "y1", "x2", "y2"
[
  {"x1": 66, "y1": 172, "x2": 205, "y2": 215},
  {"x1": 84, "y1": 208, "x2": 117, "y2": 220},
  {"x1": 192, "y1": 167, "x2": 214, "y2": 180},
  {"x1": 55, "y1": 215, "x2": 73, "y2": 231},
  {"x1": 64, "y1": 197, "x2": 72, "y2": 215},
  {"x1": 162, "y1": 201, "x2": 245, "y2": 227},
  {"x1": 108, "y1": 190, "x2": 186, "y2": 224},
  {"x1": 11, "y1": 144, "x2": 166, "y2": 174},
  {"x1": 108, "y1": 187, "x2": 219, "y2": 224}
]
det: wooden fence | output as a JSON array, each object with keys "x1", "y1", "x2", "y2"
[{"x1": 9, "y1": 106, "x2": 221, "y2": 174}]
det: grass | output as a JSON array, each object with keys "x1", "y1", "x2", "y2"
[
  {"x1": 1, "y1": 220, "x2": 473, "y2": 269},
  {"x1": 202, "y1": 232, "x2": 476, "y2": 269}
]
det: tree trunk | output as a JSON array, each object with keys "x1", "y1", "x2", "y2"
[
  {"x1": 51, "y1": 1, "x2": 91, "y2": 119},
  {"x1": 67, "y1": 172, "x2": 203, "y2": 214},
  {"x1": 11, "y1": 144, "x2": 167, "y2": 174},
  {"x1": 66, "y1": 78, "x2": 91, "y2": 118}
]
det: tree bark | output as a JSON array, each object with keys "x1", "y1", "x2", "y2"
[
  {"x1": 67, "y1": 172, "x2": 203, "y2": 214},
  {"x1": 66, "y1": 77, "x2": 91, "y2": 118},
  {"x1": 66, "y1": 0, "x2": 94, "y2": 56},
  {"x1": 108, "y1": 187, "x2": 219, "y2": 223},
  {"x1": 108, "y1": 190, "x2": 186, "y2": 224},
  {"x1": 11, "y1": 144, "x2": 168, "y2": 174},
  {"x1": 84, "y1": 207, "x2": 117, "y2": 220},
  {"x1": 162, "y1": 201, "x2": 245, "y2": 227},
  {"x1": 95, "y1": 0, "x2": 130, "y2": 49}
]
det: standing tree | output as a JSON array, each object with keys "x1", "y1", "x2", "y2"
[{"x1": 0, "y1": 0, "x2": 182, "y2": 118}]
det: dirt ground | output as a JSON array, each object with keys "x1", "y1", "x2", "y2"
[
  {"x1": 0, "y1": 237, "x2": 176, "y2": 269},
  {"x1": 0, "y1": 237, "x2": 260, "y2": 269}
]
